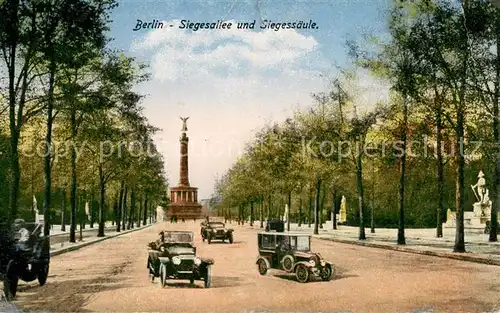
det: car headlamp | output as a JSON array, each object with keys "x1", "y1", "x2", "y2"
[
  {"x1": 309, "y1": 260, "x2": 316, "y2": 267},
  {"x1": 160, "y1": 246, "x2": 165, "y2": 252},
  {"x1": 172, "y1": 256, "x2": 181, "y2": 265},
  {"x1": 194, "y1": 257, "x2": 201, "y2": 265},
  {"x1": 320, "y1": 260, "x2": 325, "y2": 266}
]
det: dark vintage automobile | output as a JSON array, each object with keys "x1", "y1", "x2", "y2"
[
  {"x1": 147, "y1": 231, "x2": 214, "y2": 288},
  {"x1": 200, "y1": 222, "x2": 234, "y2": 244},
  {"x1": 265, "y1": 219, "x2": 284, "y2": 232},
  {"x1": 0, "y1": 220, "x2": 50, "y2": 300},
  {"x1": 255, "y1": 232, "x2": 334, "y2": 283}
]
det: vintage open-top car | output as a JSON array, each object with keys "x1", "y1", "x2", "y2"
[
  {"x1": 200, "y1": 221, "x2": 234, "y2": 244},
  {"x1": 147, "y1": 231, "x2": 214, "y2": 288},
  {"x1": 0, "y1": 220, "x2": 50, "y2": 300},
  {"x1": 255, "y1": 232, "x2": 335, "y2": 283}
]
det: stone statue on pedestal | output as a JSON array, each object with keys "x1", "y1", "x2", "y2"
[
  {"x1": 471, "y1": 170, "x2": 492, "y2": 218},
  {"x1": 180, "y1": 117, "x2": 189, "y2": 132}
]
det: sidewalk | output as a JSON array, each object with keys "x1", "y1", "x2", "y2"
[
  {"x1": 49, "y1": 223, "x2": 152, "y2": 256},
  {"x1": 47, "y1": 222, "x2": 115, "y2": 236},
  {"x1": 283, "y1": 223, "x2": 500, "y2": 266}
]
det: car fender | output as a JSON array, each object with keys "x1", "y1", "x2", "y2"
[
  {"x1": 323, "y1": 260, "x2": 333, "y2": 267},
  {"x1": 226, "y1": 229, "x2": 234, "y2": 233},
  {"x1": 158, "y1": 257, "x2": 170, "y2": 264},
  {"x1": 293, "y1": 261, "x2": 313, "y2": 272},
  {"x1": 201, "y1": 258, "x2": 214, "y2": 265},
  {"x1": 256, "y1": 256, "x2": 270, "y2": 268}
]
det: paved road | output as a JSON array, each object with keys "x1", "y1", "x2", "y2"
[{"x1": 10, "y1": 221, "x2": 500, "y2": 312}]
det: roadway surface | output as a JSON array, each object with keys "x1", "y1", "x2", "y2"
[{"x1": 11, "y1": 221, "x2": 500, "y2": 312}]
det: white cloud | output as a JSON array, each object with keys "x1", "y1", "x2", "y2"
[{"x1": 131, "y1": 19, "x2": 331, "y2": 198}]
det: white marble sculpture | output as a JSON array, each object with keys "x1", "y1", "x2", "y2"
[
  {"x1": 85, "y1": 202, "x2": 90, "y2": 221},
  {"x1": 33, "y1": 195, "x2": 44, "y2": 224},
  {"x1": 339, "y1": 196, "x2": 347, "y2": 223},
  {"x1": 283, "y1": 204, "x2": 289, "y2": 222},
  {"x1": 471, "y1": 170, "x2": 492, "y2": 218}
]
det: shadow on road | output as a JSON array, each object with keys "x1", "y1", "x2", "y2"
[
  {"x1": 211, "y1": 276, "x2": 249, "y2": 288},
  {"x1": 150, "y1": 276, "x2": 248, "y2": 289},
  {"x1": 14, "y1": 276, "x2": 132, "y2": 312}
]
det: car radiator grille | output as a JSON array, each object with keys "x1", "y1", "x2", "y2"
[
  {"x1": 178, "y1": 259, "x2": 194, "y2": 271},
  {"x1": 216, "y1": 230, "x2": 224, "y2": 235}
]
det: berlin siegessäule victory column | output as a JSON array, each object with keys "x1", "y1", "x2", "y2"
[{"x1": 166, "y1": 117, "x2": 202, "y2": 221}]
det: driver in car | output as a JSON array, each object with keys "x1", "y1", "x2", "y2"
[{"x1": 11, "y1": 219, "x2": 32, "y2": 252}]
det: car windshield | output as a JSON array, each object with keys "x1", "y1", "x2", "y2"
[
  {"x1": 166, "y1": 244, "x2": 195, "y2": 255},
  {"x1": 210, "y1": 223, "x2": 224, "y2": 228},
  {"x1": 163, "y1": 231, "x2": 193, "y2": 243}
]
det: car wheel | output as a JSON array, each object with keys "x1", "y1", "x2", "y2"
[
  {"x1": 257, "y1": 258, "x2": 268, "y2": 275},
  {"x1": 38, "y1": 263, "x2": 49, "y2": 286},
  {"x1": 160, "y1": 263, "x2": 167, "y2": 288},
  {"x1": 281, "y1": 255, "x2": 294, "y2": 272},
  {"x1": 321, "y1": 264, "x2": 334, "y2": 281},
  {"x1": 295, "y1": 264, "x2": 309, "y2": 283},
  {"x1": 190, "y1": 276, "x2": 195, "y2": 285},
  {"x1": 229, "y1": 234, "x2": 233, "y2": 244},
  {"x1": 207, "y1": 233, "x2": 212, "y2": 244},
  {"x1": 4, "y1": 260, "x2": 18, "y2": 300},
  {"x1": 204, "y1": 265, "x2": 212, "y2": 288}
]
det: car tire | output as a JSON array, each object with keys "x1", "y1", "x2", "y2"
[
  {"x1": 204, "y1": 265, "x2": 212, "y2": 288},
  {"x1": 321, "y1": 264, "x2": 334, "y2": 281},
  {"x1": 257, "y1": 258, "x2": 268, "y2": 275},
  {"x1": 281, "y1": 255, "x2": 294, "y2": 272},
  {"x1": 229, "y1": 234, "x2": 233, "y2": 244},
  {"x1": 160, "y1": 263, "x2": 167, "y2": 288},
  {"x1": 4, "y1": 260, "x2": 18, "y2": 300},
  {"x1": 207, "y1": 233, "x2": 212, "y2": 244},
  {"x1": 295, "y1": 264, "x2": 309, "y2": 283},
  {"x1": 38, "y1": 263, "x2": 49, "y2": 286},
  {"x1": 190, "y1": 276, "x2": 195, "y2": 285}
]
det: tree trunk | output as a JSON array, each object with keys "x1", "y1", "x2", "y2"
[
  {"x1": 314, "y1": 179, "x2": 321, "y2": 235},
  {"x1": 143, "y1": 196, "x2": 148, "y2": 226},
  {"x1": 69, "y1": 109, "x2": 77, "y2": 243},
  {"x1": 129, "y1": 189, "x2": 135, "y2": 229},
  {"x1": 319, "y1": 184, "x2": 326, "y2": 229},
  {"x1": 308, "y1": 187, "x2": 313, "y2": 228},
  {"x1": 436, "y1": 85, "x2": 445, "y2": 238},
  {"x1": 298, "y1": 196, "x2": 302, "y2": 227},
  {"x1": 260, "y1": 197, "x2": 264, "y2": 228},
  {"x1": 250, "y1": 201, "x2": 254, "y2": 226},
  {"x1": 490, "y1": 19, "x2": 500, "y2": 242},
  {"x1": 122, "y1": 186, "x2": 128, "y2": 230},
  {"x1": 116, "y1": 181, "x2": 124, "y2": 232},
  {"x1": 138, "y1": 195, "x2": 142, "y2": 227},
  {"x1": 397, "y1": 96, "x2": 408, "y2": 245},
  {"x1": 98, "y1": 165, "x2": 105, "y2": 237},
  {"x1": 61, "y1": 188, "x2": 66, "y2": 231},
  {"x1": 331, "y1": 186, "x2": 337, "y2": 230},
  {"x1": 42, "y1": 58, "x2": 56, "y2": 237},
  {"x1": 287, "y1": 192, "x2": 291, "y2": 231},
  {"x1": 453, "y1": 48, "x2": 467, "y2": 253},
  {"x1": 89, "y1": 192, "x2": 95, "y2": 228},
  {"x1": 6, "y1": 0, "x2": 20, "y2": 224},
  {"x1": 356, "y1": 141, "x2": 366, "y2": 240}
]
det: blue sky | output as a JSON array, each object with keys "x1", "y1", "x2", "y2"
[{"x1": 107, "y1": 0, "x2": 390, "y2": 199}]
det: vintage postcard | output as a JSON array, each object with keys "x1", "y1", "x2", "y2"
[{"x1": 1, "y1": 0, "x2": 500, "y2": 312}]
